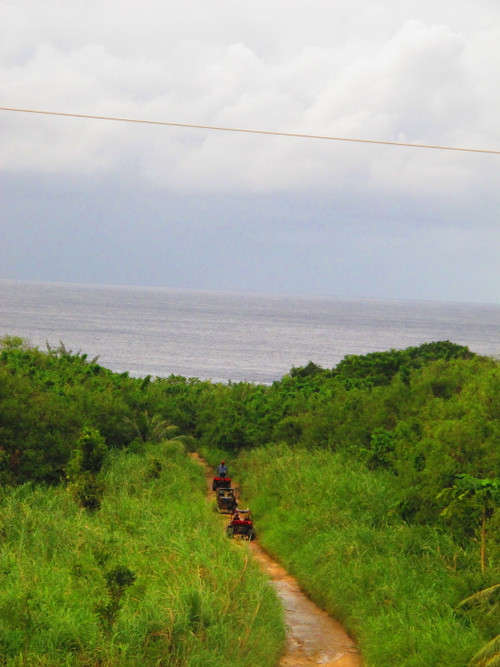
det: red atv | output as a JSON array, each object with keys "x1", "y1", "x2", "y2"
[
  {"x1": 212, "y1": 476, "x2": 231, "y2": 491},
  {"x1": 226, "y1": 509, "x2": 256, "y2": 541}
]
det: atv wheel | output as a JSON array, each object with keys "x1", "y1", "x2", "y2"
[{"x1": 241, "y1": 530, "x2": 256, "y2": 541}]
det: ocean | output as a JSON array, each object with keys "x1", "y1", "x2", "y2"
[{"x1": 0, "y1": 279, "x2": 498, "y2": 384}]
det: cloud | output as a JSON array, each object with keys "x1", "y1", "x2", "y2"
[{"x1": 1, "y1": 1, "x2": 500, "y2": 217}]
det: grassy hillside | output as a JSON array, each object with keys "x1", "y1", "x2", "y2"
[
  {"x1": 0, "y1": 440, "x2": 285, "y2": 666},
  {"x1": 236, "y1": 445, "x2": 496, "y2": 667}
]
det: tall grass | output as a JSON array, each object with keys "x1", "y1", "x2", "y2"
[
  {"x1": 236, "y1": 443, "x2": 493, "y2": 667},
  {"x1": 0, "y1": 441, "x2": 285, "y2": 665}
]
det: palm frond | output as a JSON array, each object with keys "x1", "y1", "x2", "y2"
[
  {"x1": 469, "y1": 634, "x2": 500, "y2": 666},
  {"x1": 461, "y1": 584, "x2": 500, "y2": 608}
]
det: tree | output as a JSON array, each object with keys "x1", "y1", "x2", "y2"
[
  {"x1": 123, "y1": 410, "x2": 177, "y2": 443},
  {"x1": 66, "y1": 427, "x2": 108, "y2": 510},
  {"x1": 439, "y1": 474, "x2": 500, "y2": 572}
]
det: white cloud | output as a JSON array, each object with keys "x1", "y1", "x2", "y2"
[{"x1": 1, "y1": 0, "x2": 500, "y2": 200}]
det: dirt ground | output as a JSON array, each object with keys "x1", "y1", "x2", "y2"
[
  {"x1": 191, "y1": 453, "x2": 362, "y2": 666},
  {"x1": 249, "y1": 543, "x2": 361, "y2": 667}
]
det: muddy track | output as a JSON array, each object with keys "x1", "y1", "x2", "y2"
[{"x1": 191, "y1": 454, "x2": 362, "y2": 666}]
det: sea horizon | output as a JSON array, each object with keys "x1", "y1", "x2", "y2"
[
  {"x1": 1, "y1": 278, "x2": 499, "y2": 383},
  {"x1": 2, "y1": 276, "x2": 499, "y2": 309}
]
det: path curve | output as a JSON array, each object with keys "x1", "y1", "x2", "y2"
[{"x1": 191, "y1": 454, "x2": 362, "y2": 666}]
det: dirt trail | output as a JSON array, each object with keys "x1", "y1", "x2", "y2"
[
  {"x1": 191, "y1": 454, "x2": 362, "y2": 666},
  {"x1": 248, "y1": 542, "x2": 360, "y2": 667}
]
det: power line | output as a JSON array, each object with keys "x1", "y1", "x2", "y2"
[{"x1": 1, "y1": 105, "x2": 500, "y2": 155}]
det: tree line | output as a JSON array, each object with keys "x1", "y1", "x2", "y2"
[{"x1": 1, "y1": 336, "x2": 498, "y2": 551}]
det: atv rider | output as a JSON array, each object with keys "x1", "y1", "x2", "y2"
[{"x1": 217, "y1": 460, "x2": 228, "y2": 477}]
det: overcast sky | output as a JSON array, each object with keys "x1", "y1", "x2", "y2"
[{"x1": 1, "y1": 0, "x2": 499, "y2": 303}]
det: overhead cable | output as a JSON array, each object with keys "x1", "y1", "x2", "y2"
[{"x1": 1, "y1": 105, "x2": 499, "y2": 155}]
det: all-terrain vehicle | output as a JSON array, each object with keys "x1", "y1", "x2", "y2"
[
  {"x1": 216, "y1": 487, "x2": 238, "y2": 513},
  {"x1": 226, "y1": 509, "x2": 256, "y2": 541},
  {"x1": 212, "y1": 476, "x2": 231, "y2": 491}
]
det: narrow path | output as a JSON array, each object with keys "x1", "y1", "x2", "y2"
[
  {"x1": 249, "y1": 543, "x2": 360, "y2": 667},
  {"x1": 191, "y1": 454, "x2": 362, "y2": 666}
]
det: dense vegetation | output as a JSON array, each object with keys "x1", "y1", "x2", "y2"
[
  {"x1": 1, "y1": 335, "x2": 499, "y2": 665},
  {"x1": 0, "y1": 337, "x2": 285, "y2": 666}
]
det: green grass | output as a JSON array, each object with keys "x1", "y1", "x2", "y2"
[
  {"x1": 0, "y1": 441, "x2": 285, "y2": 666},
  {"x1": 236, "y1": 443, "x2": 494, "y2": 667}
]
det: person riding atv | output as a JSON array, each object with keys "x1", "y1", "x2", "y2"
[
  {"x1": 216, "y1": 460, "x2": 228, "y2": 477},
  {"x1": 212, "y1": 461, "x2": 231, "y2": 491}
]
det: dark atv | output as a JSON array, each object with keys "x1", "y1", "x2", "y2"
[
  {"x1": 216, "y1": 487, "x2": 238, "y2": 513},
  {"x1": 212, "y1": 476, "x2": 231, "y2": 491},
  {"x1": 226, "y1": 509, "x2": 256, "y2": 541}
]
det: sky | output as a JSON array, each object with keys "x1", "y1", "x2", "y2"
[{"x1": 1, "y1": 0, "x2": 499, "y2": 303}]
